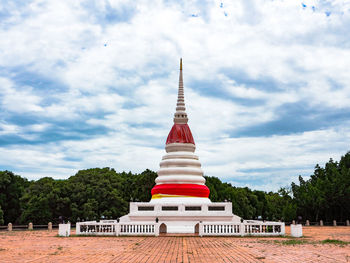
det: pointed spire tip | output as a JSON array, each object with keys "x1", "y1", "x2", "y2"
[{"x1": 174, "y1": 58, "x2": 187, "y2": 124}]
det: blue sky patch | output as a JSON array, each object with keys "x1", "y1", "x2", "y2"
[
  {"x1": 81, "y1": 1, "x2": 136, "y2": 26},
  {"x1": 0, "y1": 0, "x2": 349, "y2": 191},
  {"x1": 232, "y1": 102, "x2": 350, "y2": 137}
]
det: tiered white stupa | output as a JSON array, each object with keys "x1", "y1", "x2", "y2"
[
  {"x1": 120, "y1": 59, "x2": 240, "y2": 233},
  {"x1": 150, "y1": 58, "x2": 211, "y2": 204},
  {"x1": 75, "y1": 60, "x2": 286, "y2": 237}
]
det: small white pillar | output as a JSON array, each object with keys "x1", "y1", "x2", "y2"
[
  {"x1": 292, "y1": 220, "x2": 295, "y2": 225},
  {"x1": 346, "y1": 220, "x2": 350, "y2": 226},
  {"x1": 320, "y1": 220, "x2": 323, "y2": 226},
  {"x1": 282, "y1": 223, "x2": 286, "y2": 235},
  {"x1": 199, "y1": 223, "x2": 203, "y2": 237},
  {"x1": 116, "y1": 223, "x2": 120, "y2": 236},
  {"x1": 155, "y1": 223, "x2": 159, "y2": 237},
  {"x1": 76, "y1": 222, "x2": 81, "y2": 235},
  {"x1": 305, "y1": 220, "x2": 310, "y2": 226},
  {"x1": 58, "y1": 223, "x2": 71, "y2": 237},
  {"x1": 333, "y1": 220, "x2": 337, "y2": 226},
  {"x1": 290, "y1": 224, "x2": 302, "y2": 237},
  {"x1": 48, "y1": 222, "x2": 52, "y2": 231},
  {"x1": 8, "y1": 223, "x2": 12, "y2": 231},
  {"x1": 28, "y1": 222, "x2": 33, "y2": 230},
  {"x1": 240, "y1": 223, "x2": 244, "y2": 236}
]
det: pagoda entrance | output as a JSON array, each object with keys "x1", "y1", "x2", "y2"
[
  {"x1": 159, "y1": 223, "x2": 167, "y2": 234},
  {"x1": 194, "y1": 223, "x2": 199, "y2": 234}
]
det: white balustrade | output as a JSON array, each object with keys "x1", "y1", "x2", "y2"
[
  {"x1": 199, "y1": 222, "x2": 242, "y2": 236},
  {"x1": 243, "y1": 221, "x2": 285, "y2": 236},
  {"x1": 76, "y1": 221, "x2": 284, "y2": 237},
  {"x1": 76, "y1": 221, "x2": 158, "y2": 236},
  {"x1": 119, "y1": 223, "x2": 158, "y2": 236},
  {"x1": 199, "y1": 221, "x2": 285, "y2": 236}
]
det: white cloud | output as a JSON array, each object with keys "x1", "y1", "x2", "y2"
[
  {"x1": 197, "y1": 125, "x2": 350, "y2": 191},
  {"x1": 0, "y1": 122, "x2": 20, "y2": 135},
  {"x1": 0, "y1": 0, "x2": 350, "y2": 191},
  {"x1": 0, "y1": 77, "x2": 44, "y2": 113},
  {"x1": 2, "y1": 123, "x2": 349, "y2": 192}
]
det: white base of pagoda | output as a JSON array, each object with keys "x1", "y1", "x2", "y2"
[
  {"x1": 119, "y1": 200, "x2": 241, "y2": 234},
  {"x1": 164, "y1": 222, "x2": 197, "y2": 233},
  {"x1": 75, "y1": 201, "x2": 285, "y2": 236}
]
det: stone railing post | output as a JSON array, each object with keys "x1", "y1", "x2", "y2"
[
  {"x1": 305, "y1": 220, "x2": 310, "y2": 226},
  {"x1": 58, "y1": 223, "x2": 71, "y2": 237},
  {"x1": 28, "y1": 222, "x2": 33, "y2": 230},
  {"x1": 333, "y1": 220, "x2": 337, "y2": 226},
  {"x1": 115, "y1": 223, "x2": 120, "y2": 236},
  {"x1": 292, "y1": 220, "x2": 295, "y2": 225},
  {"x1": 155, "y1": 223, "x2": 160, "y2": 237},
  {"x1": 199, "y1": 223, "x2": 203, "y2": 237},
  {"x1": 320, "y1": 220, "x2": 323, "y2": 226},
  {"x1": 76, "y1": 222, "x2": 81, "y2": 235},
  {"x1": 281, "y1": 223, "x2": 286, "y2": 235},
  {"x1": 240, "y1": 223, "x2": 245, "y2": 236},
  {"x1": 48, "y1": 222, "x2": 52, "y2": 231},
  {"x1": 346, "y1": 220, "x2": 350, "y2": 226},
  {"x1": 8, "y1": 223, "x2": 12, "y2": 231},
  {"x1": 290, "y1": 224, "x2": 303, "y2": 237}
]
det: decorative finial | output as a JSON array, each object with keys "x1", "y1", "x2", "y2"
[{"x1": 174, "y1": 58, "x2": 188, "y2": 124}]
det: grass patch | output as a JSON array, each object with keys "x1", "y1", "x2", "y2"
[
  {"x1": 265, "y1": 238, "x2": 349, "y2": 246},
  {"x1": 243, "y1": 235, "x2": 286, "y2": 239},
  {"x1": 49, "y1": 245, "x2": 64, "y2": 255},
  {"x1": 321, "y1": 239, "x2": 349, "y2": 245},
  {"x1": 274, "y1": 240, "x2": 308, "y2": 245}
]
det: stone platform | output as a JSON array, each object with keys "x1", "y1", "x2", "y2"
[{"x1": 1, "y1": 226, "x2": 350, "y2": 262}]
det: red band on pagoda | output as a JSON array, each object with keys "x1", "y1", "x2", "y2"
[{"x1": 151, "y1": 184, "x2": 210, "y2": 198}]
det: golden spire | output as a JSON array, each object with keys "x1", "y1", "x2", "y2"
[{"x1": 180, "y1": 58, "x2": 182, "y2": 71}]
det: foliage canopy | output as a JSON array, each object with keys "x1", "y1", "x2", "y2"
[{"x1": 0, "y1": 152, "x2": 349, "y2": 225}]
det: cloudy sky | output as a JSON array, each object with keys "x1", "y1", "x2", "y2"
[{"x1": 0, "y1": 0, "x2": 350, "y2": 191}]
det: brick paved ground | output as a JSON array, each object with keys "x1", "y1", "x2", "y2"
[{"x1": 0, "y1": 226, "x2": 349, "y2": 263}]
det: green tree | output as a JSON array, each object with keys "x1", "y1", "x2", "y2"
[
  {"x1": 0, "y1": 171, "x2": 29, "y2": 224},
  {"x1": 292, "y1": 152, "x2": 350, "y2": 222},
  {"x1": 0, "y1": 205, "x2": 4, "y2": 225},
  {"x1": 82, "y1": 199, "x2": 98, "y2": 221},
  {"x1": 1, "y1": 151, "x2": 349, "y2": 225},
  {"x1": 131, "y1": 169, "x2": 157, "y2": 202},
  {"x1": 278, "y1": 188, "x2": 297, "y2": 222},
  {"x1": 20, "y1": 177, "x2": 56, "y2": 224},
  {"x1": 205, "y1": 176, "x2": 226, "y2": 202},
  {"x1": 66, "y1": 167, "x2": 128, "y2": 221}
]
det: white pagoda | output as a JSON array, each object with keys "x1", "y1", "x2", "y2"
[
  {"x1": 119, "y1": 59, "x2": 241, "y2": 233},
  {"x1": 75, "y1": 59, "x2": 285, "y2": 236}
]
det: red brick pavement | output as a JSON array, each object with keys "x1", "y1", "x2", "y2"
[{"x1": 0, "y1": 226, "x2": 349, "y2": 263}]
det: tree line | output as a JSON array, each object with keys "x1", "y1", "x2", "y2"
[{"x1": 0, "y1": 152, "x2": 349, "y2": 225}]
